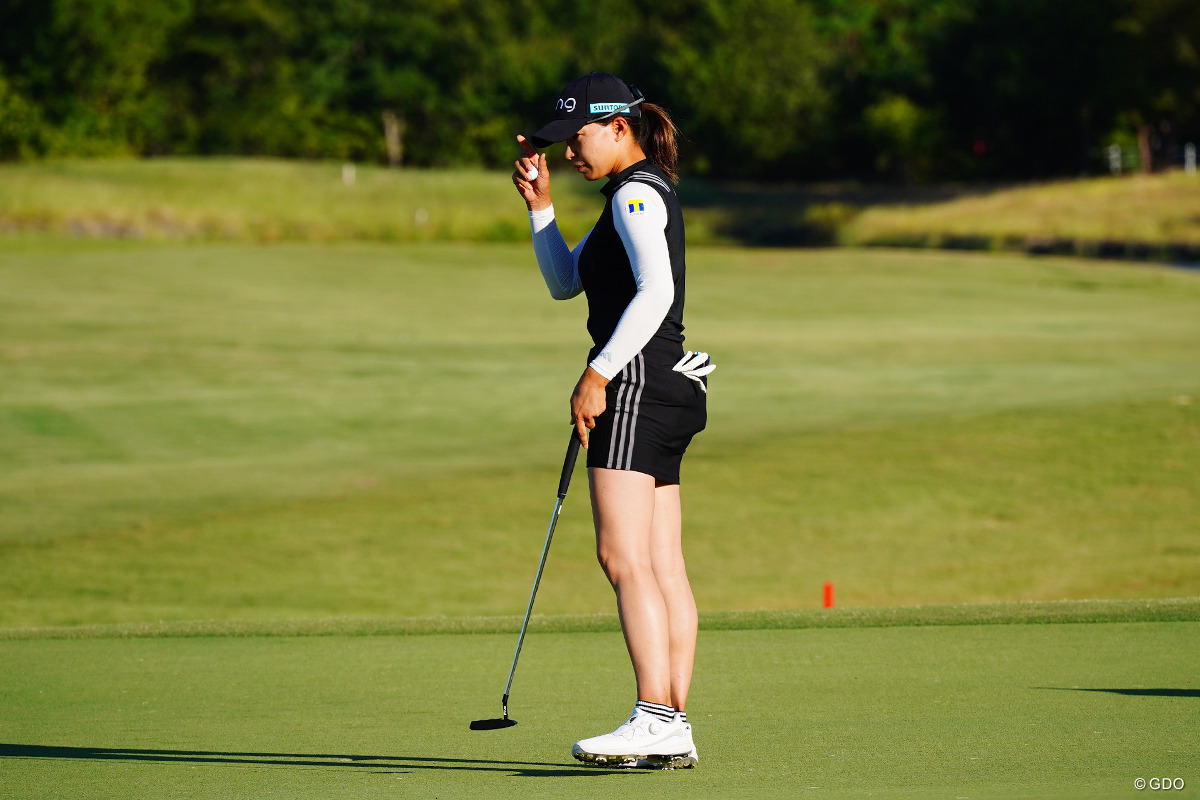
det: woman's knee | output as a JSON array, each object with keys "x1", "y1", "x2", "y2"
[
  {"x1": 595, "y1": 540, "x2": 626, "y2": 584},
  {"x1": 650, "y1": 545, "x2": 688, "y2": 583},
  {"x1": 596, "y1": 540, "x2": 652, "y2": 587}
]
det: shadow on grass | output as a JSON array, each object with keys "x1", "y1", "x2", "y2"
[
  {"x1": 0, "y1": 743, "x2": 631, "y2": 778},
  {"x1": 1035, "y1": 688, "x2": 1200, "y2": 698}
]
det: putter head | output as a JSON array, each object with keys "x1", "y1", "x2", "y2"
[{"x1": 470, "y1": 717, "x2": 517, "y2": 730}]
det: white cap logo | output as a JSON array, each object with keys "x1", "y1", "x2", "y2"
[{"x1": 557, "y1": 97, "x2": 576, "y2": 113}]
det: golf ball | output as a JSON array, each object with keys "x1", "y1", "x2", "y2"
[{"x1": 526, "y1": 166, "x2": 539, "y2": 181}]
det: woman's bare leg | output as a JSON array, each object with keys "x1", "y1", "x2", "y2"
[
  {"x1": 648, "y1": 482, "x2": 697, "y2": 712},
  {"x1": 590, "y1": 467, "x2": 672, "y2": 705}
]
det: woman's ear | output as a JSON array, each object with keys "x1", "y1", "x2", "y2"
[{"x1": 612, "y1": 116, "x2": 629, "y2": 141}]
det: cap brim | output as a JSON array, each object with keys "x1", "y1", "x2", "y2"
[{"x1": 531, "y1": 118, "x2": 587, "y2": 148}]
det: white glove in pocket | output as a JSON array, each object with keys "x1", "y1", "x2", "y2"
[{"x1": 672, "y1": 351, "x2": 715, "y2": 393}]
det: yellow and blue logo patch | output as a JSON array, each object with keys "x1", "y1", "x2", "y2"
[{"x1": 626, "y1": 199, "x2": 646, "y2": 216}]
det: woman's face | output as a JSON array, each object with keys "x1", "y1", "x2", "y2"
[{"x1": 563, "y1": 122, "x2": 621, "y2": 181}]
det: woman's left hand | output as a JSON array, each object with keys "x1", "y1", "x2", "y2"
[{"x1": 570, "y1": 368, "x2": 609, "y2": 449}]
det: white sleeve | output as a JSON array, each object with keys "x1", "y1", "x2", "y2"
[
  {"x1": 529, "y1": 205, "x2": 585, "y2": 300},
  {"x1": 587, "y1": 183, "x2": 674, "y2": 380}
]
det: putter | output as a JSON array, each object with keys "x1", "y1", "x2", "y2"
[{"x1": 470, "y1": 429, "x2": 582, "y2": 730}]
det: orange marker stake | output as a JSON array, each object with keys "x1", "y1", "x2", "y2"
[{"x1": 823, "y1": 581, "x2": 835, "y2": 609}]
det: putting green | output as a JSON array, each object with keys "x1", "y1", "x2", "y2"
[{"x1": 1, "y1": 606, "x2": 1196, "y2": 799}]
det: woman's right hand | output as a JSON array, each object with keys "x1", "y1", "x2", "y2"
[
  {"x1": 570, "y1": 367, "x2": 609, "y2": 449},
  {"x1": 513, "y1": 135, "x2": 550, "y2": 210}
]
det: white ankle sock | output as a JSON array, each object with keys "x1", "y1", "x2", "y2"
[{"x1": 634, "y1": 700, "x2": 675, "y2": 724}]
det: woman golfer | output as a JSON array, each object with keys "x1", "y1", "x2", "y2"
[{"x1": 512, "y1": 72, "x2": 712, "y2": 769}]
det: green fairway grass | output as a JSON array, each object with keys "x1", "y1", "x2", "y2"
[
  {"x1": 2, "y1": 241, "x2": 1199, "y2": 628},
  {"x1": 0, "y1": 604, "x2": 1196, "y2": 799}
]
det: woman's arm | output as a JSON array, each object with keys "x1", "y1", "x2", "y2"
[
  {"x1": 514, "y1": 134, "x2": 584, "y2": 300},
  {"x1": 586, "y1": 182, "x2": 674, "y2": 380},
  {"x1": 530, "y1": 208, "x2": 586, "y2": 300}
]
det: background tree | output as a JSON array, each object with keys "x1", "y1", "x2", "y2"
[
  {"x1": 657, "y1": 0, "x2": 831, "y2": 177},
  {"x1": 812, "y1": 0, "x2": 966, "y2": 180},
  {"x1": 0, "y1": 0, "x2": 192, "y2": 156},
  {"x1": 1112, "y1": 0, "x2": 1200, "y2": 170},
  {"x1": 2, "y1": 0, "x2": 1198, "y2": 181},
  {"x1": 924, "y1": 0, "x2": 1138, "y2": 178}
]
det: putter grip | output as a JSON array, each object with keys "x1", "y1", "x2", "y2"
[{"x1": 557, "y1": 431, "x2": 581, "y2": 498}]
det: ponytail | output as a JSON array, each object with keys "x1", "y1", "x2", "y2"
[
  {"x1": 632, "y1": 103, "x2": 679, "y2": 183},
  {"x1": 603, "y1": 100, "x2": 680, "y2": 182}
]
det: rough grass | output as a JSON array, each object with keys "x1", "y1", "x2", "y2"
[
  {"x1": 0, "y1": 157, "x2": 600, "y2": 244},
  {"x1": 843, "y1": 170, "x2": 1200, "y2": 259},
  {"x1": 2, "y1": 240, "x2": 1199, "y2": 629},
  {"x1": 3, "y1": 158, "x2": 1199, "y2": 257}
]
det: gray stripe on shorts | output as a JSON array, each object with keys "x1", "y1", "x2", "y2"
[
  {"x1": 607, "y1": 353, "x2": 645, "y2": 470},
  {"x1": 625, "y1": 354, "x2": 646, "y2": 469},
  {"x1": 606, "y1": 361, "x2": 630, "y2": 469}
]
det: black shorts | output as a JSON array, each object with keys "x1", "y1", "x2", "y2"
[{"x1": 587, "y1": 341, "x2": 707, "y2": 485}]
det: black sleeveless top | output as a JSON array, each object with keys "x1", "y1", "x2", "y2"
[{"x1": 576, "y1": 159, "x2": 686, "y2": 363}]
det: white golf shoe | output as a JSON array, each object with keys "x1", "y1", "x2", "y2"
[
  {"x1": 668, "y1": 712, "x2": 699, "y2": 769},
  {"x1": 572, "y1": 707, "x2": 697, "y2": 769}
]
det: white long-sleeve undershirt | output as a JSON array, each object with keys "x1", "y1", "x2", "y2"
[
  {"x1": 528, "y1": 183, "x2": 674, "y2": 380},
  {"x1": 528, "y1": 205, "x2": 585, "y2": 300}
]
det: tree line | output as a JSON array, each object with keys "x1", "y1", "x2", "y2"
[{"x1": 1, "y1": 0, "x2": 1197, "y2": 181}]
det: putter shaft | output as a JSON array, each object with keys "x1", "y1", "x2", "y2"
[
  {"x1": 503, "y1": 493, "x2": 566, "y2": 707},
  {"x1": 498, "y1": 431, "x2": 580, "y2": 718}
]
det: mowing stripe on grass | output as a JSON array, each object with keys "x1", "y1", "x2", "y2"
[
  {"x1": 4, "y1": 243, "x2": 1199, "y2": 627},
  {"x1": 3, "y1": 598, "x2": 1196, "y2": 641}
]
